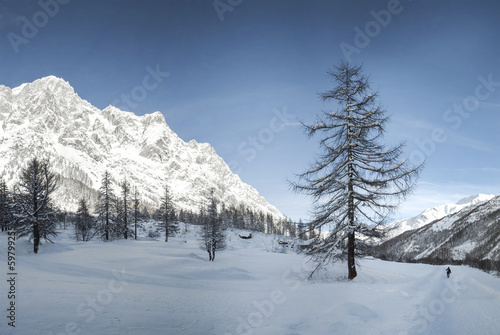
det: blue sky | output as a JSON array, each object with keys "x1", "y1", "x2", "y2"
[{"x1": 1, "y1": 0, "x2": 500, "y2": 222}]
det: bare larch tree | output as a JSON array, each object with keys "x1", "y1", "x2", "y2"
[
  {"x1": 13, "y1": 158, "x2": 59, "y2": 254},
  {"x1": 96, "y1": 170, "x2": 116, "y2": 241},
  {"x1": 160, "y1": 184, "x2": 178, "y2": 242},
  {"x1": 293, "y1": 62, "x2": 421, "y2": 279}
]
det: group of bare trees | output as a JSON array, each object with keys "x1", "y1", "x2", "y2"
[
  {"x1": 0, "y1": 159, "x2": 170, "y2": 251},
  {"x1": 90, "y1": 171, "x2": 143, "y2": 242},
  {"x1": 0, "y1": 157, "x2": 286, "y2": 259},
  {"x1": 179, "y1": 204, "x2": 297, "y2": 238}
]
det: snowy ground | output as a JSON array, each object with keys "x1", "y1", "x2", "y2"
[{"x1": 1, "y1": 223, "x2": 500, "y2": 335}]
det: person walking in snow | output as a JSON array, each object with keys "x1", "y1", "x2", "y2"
[{"x1": 446, "y1": 267, "x2": 451, "y2": 278}]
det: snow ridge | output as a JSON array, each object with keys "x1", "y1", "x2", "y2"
[{"x1": 0, "y1": 76, "x2": 285, "y2": 220}]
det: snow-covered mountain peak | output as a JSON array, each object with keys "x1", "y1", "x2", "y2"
[
  {"x1": 382, "y1": 193, "x2": 495, "y2": 241},
  {"x1": 35, "y1": 75, "x2": 70, "y2": 86},
  {"x1": 145, "y1": 111, "x2": 166, "y2": 123},
  {"x1": 11, "y1": 83, "x2": 28, "y2": 96},
  {"x1": 19, "y1": 76, "x2": 75, "y2": 97},
  {"x1": 455, "y1": 193, "x2": 494, "y2": 206},
  {"x1": 0, "y1": 76, "x2": 286, "y2": 223}
]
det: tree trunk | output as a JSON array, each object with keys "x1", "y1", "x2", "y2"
[
  {"x1": 33, "y1": 222, "x2": 39, "y2": 254},
  {"x1": 346, "y1": 78, "x2": 357, "y2": 280},
  {"x1": 347, "y1": 164, "x2": 357, "y2": 279},
  {"x1": 347, "y1": 231, "x2": 357, "y2": 279},
  {"x1": 105, "y1": 213, "x2": 109, "y2": 241}
]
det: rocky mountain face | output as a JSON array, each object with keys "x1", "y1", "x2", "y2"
[
  {"x1": 0, "y1": 76, "x2": 285, "y2": 221},
  {"x1": 375, "y1": 195, "x2": 500, "y2": 271}
]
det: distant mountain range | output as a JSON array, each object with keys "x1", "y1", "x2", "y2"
[
  {"x1": 381, "y1": 194, "x2": 495, "y2": 241},
  {"x1": 375, "y1": 194, "x2": 500, "y2": 270},
  {"x1": 0, "y1": 76, "x2": 285, "y2": 221}
]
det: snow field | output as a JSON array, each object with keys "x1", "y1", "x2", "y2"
[{"x1": 1, "y1": 223, "x2": 500, "y2": 335}]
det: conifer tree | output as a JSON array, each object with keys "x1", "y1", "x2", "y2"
[
  {"x1": 75, "y1": 198, "x2": 94, "y2": 241},
  {"x1": 13, "y1": 158, "x2": 59, "y2": 254},
  {"x1": 266, "y1": 214, "x2": 274, "y2": 235},
  {"x1": 234, "y1": 204, "x2": 246, "y2": 229},
  {"x1": 201, "y1": 189, "x2": 227, "y2": 261},
  {"x1": 96, "y1": 171, "x2": 116, "y2": 241},
  {"x1": 287, "y1": 219, "x2": 298, "y2": 238},
  {"x1": 293, "y1": 62, "x2": 421, "y2": 279},
  {"x1": 119, "y1": 178, "x2": 132, "y2": 239},
  {"x1": 132, "y1": 187, "x2": 142, "y2": 240},
  {"x1": 0, "y1": 179, "x2": 13, "y2": 232},
  {"x1": 160, "y1": 184, "x2": 178, "y2": 242},
  {"x1": 297, "y1": 219, "x2": 306, "y2": 240},
  {"x1": 220, "y1": 203, "x2": 231, "y2": 232}
]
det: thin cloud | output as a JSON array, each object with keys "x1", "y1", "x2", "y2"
[
  {"x1": 478, "y1": 101, "x2": 500, "y2": 110},
  {"x1": 445, "y1": 131, "x2": 492, "y2": 152},
  {"x1": 480, "y1": 167, "x2": 500, "y2": 173}
]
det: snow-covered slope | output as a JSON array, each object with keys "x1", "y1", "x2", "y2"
[
  {"x1": 382, "y1": 194, "x2": 495, "y2": 241},
  {"x1": 377, "y1": 195, "x2": 500, "y2": 265},
  {"x1": 1, "y1": 226, "x2": 500, "y2": 335},
  {"x1": 0, "y1": 76, "x2": 284, "y2": 220}
]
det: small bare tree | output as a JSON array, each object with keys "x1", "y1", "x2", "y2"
[
  {"x1": 119, "y1": 178, "x2": 132, "y2": 239},
  {"x1": 13, "y1": 158, "x2": 59, "y2": 254},
  {"x1": 160, "y1": 184, "x2": 178, "y2": 242},
  {"x1": 75, "y1": 198, "x2": 95, "y2": 241},
  {"x1": 201, "y1": 189, "x2": 227, "y2": 261},
  {"x1": 132, "y1": 186, "x2": 142, "y2": 240},
  {"x1": 95, "y1": 171, "x2": 116, "y2": 241}
]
